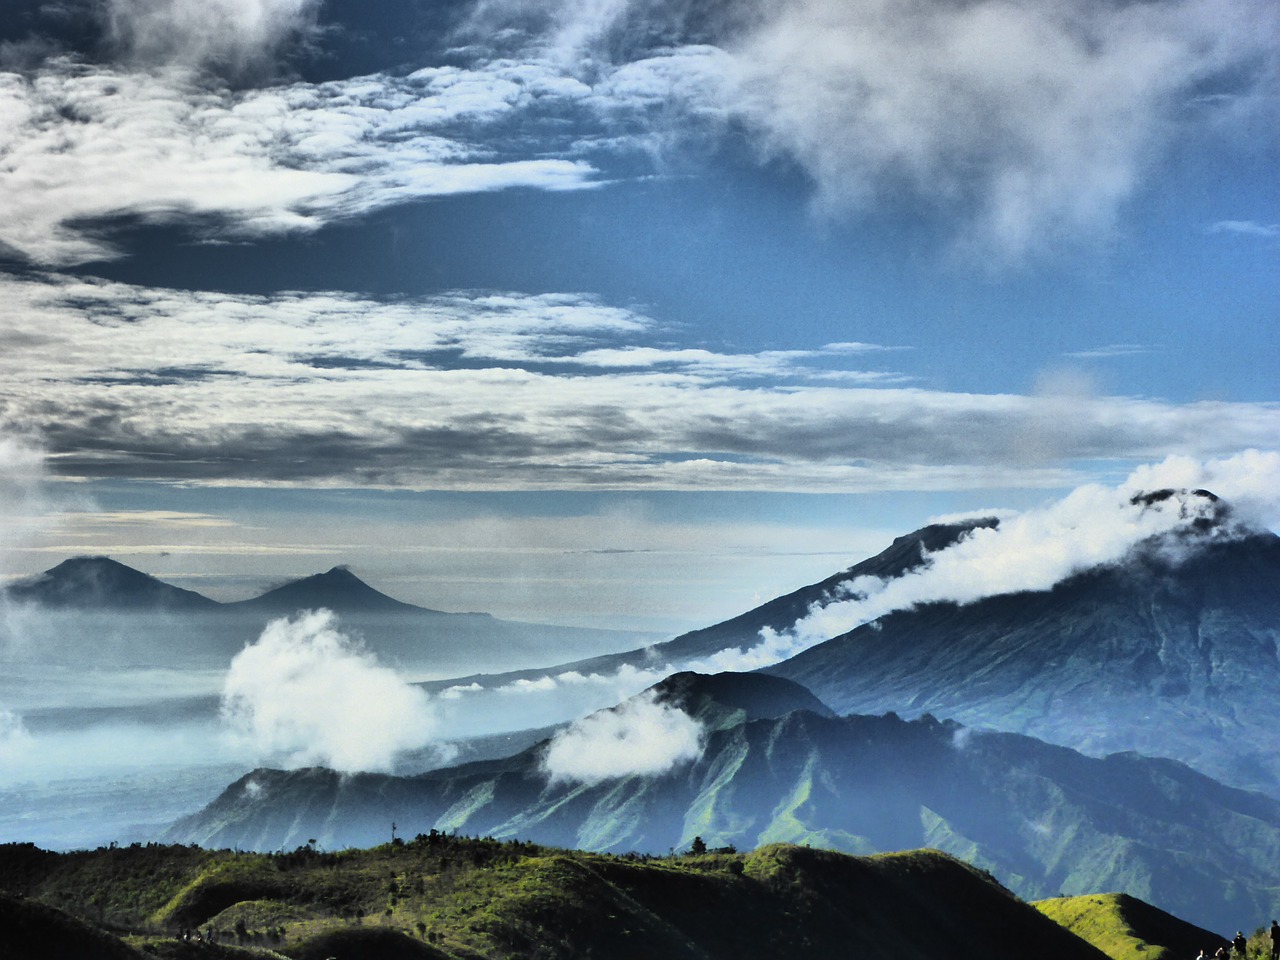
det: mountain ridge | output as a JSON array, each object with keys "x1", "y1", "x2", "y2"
[
  {"x1": 0, "y1": 841, "x2": 1115, "y2": 960},
  {"x1": 166, "y1": 672, "x2": 1280, "y2": 933},
  {"x1": 762, "y1": 526, "x2": 1280, "y2": 794}
]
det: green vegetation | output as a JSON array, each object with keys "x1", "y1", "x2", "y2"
[
  {"x1": 0, "y1": 836, "x2": 1116, "y2": 960},
  {"x1": 1035, "y1": 892, "x2": 1232, "y2": 960}
]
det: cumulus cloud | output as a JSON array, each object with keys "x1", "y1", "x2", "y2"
[
  {"x1": 221, "y1": 609, "x2": 441, "y2": 772},
  {"x1": 714, "y1": 451, "x2": 1280, "y2": 664},
  {"x1": 540, "y1": 688, "x2": 704, "y2": 784}
]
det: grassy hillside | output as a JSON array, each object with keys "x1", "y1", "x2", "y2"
[
  {"x1": 1034, "y1": 893, "x2": 1231, "y2": 960},
  {"x1": 0, "y1": 838, "x2": 1112, "y2": 960}
]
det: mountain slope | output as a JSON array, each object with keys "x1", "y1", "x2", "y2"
[
  {"x1": 166, "y1": 674, "x2": 1280, "y2": 934},
  {"x1": 0, "y1": 840, "x2": 1111, "y2": 960},
  {"x1": 420, "y1": 518, "x2": 997, "y2": 692},
  {"x1": 0, "y1": 892, "x2": 145, "y2": 960},
  {"x1": 1035, "y1": 893, "x2": 1230, "y2": 960},
  {"x1": 763, "y1": 530, "x2": 1280, "y2": 794}
]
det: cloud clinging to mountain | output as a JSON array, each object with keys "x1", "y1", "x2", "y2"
[
  {"x1": 540, "y1": 689, "x2": 705, "y2": 784},
  {"x1": 709, "y1": 451, "x2": 1280, "y2": 667}
]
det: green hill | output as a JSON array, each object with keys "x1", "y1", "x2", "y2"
[
  {"x1": 1034, "y1": 893, "x2": 1231, "y2": 960},
  {"x1": 0, "y1": 839, "x2": 1111, "y2": 960}
]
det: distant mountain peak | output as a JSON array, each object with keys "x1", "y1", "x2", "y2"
[
  {"x1": 3, "y1": 556, "x2": 218, "y2": 611},
  {"x1": 231, "y1": 566, "x2": 440, "y2": 615}
]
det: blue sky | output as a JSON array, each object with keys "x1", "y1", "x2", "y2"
[{"x1": 0, "y1": 0, "x2": 1277, "y2": 631}]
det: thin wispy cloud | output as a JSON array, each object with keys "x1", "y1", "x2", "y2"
[
  {"x1": 4, "y1": 0, "x2": 1273, "y2": 267},
  {"x1": 1065, "y1": 344, "x2": 1152, "y2": 360},
  {"x1": 1208, "y1": 220, "x2": 1280, "y2": 238},
  {"x1": 103, "y1": 0, "x2": 322, "y2": 77}
]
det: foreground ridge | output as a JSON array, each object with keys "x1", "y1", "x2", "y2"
[{"x1": 0, "y1": 839, "x2": 1110, "y2": 960}]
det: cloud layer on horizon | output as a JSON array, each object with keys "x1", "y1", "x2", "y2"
[{"x1": 3, "y1": 272, "x2": 1277, "y2": 493}]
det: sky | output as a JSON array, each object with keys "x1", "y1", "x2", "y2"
[{"x1": 1, "y1": 0, "x2": 1277, "y2": 633}]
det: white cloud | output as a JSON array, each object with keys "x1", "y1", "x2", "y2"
[
  {"x1": 1208, "y1": 220, "x2": 1280, "y2": 238},
  {"x1": 728, "y1": 0, "x2": 1277, "y2": 260},
  {"x1": 1064, "y1": 344, "x2": 1152, "y2": 360},
  {"x1": 476, "y1": 0, "x2": 1279, "y2": 261},
  {"x1": 221, "y1": 609, "x2": 442, "y2": 772},
  {"x1": 0, "y1": 59, "x2": 599, "y2": 265},
  {"x1": 1124, "y1": 449, "x2": 1280, "y2": 530},
  {"x1": 540, "y1": 688, "x2": 704, "y2": 784},
  {"x1": 4, "y1": 0, "x2": 1273, "y2": 266}
]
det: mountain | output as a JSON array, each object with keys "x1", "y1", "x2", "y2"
[
  {"x1": 762, "y1": 526, "x2": 1280, "y2": 795},
  {"x1": 1035, "y1": 893, "x2": 1230, "y2": 960},
  {"x1": 419, "y1": 517, "x2": 997, "y2": 692},
  {"x1": 224, "y1": 564, "x2": 445, "y2": 615},
  {"x1": 654, "y1": 517, "x2": 997, "y2": 662},
  {"x1": 1, "y1": 558, "x2": 654, "y2": 673},
  {"x1": 0, "y1": 839, "x2": 1112, "y2": 960},
  {"x1": 2, "y1": 556, "x2": 220, "y2": 612},
  {"x1": 652, "y1": 669, "x2": 835, "y2": 725},
  {"x1": 166, "y1": 673, "x2": 1280, "y2": 934}
]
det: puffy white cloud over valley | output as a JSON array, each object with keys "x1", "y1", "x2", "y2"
[{"x1": 221, "y1": 608, "x2": 443, "y2": 772}]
